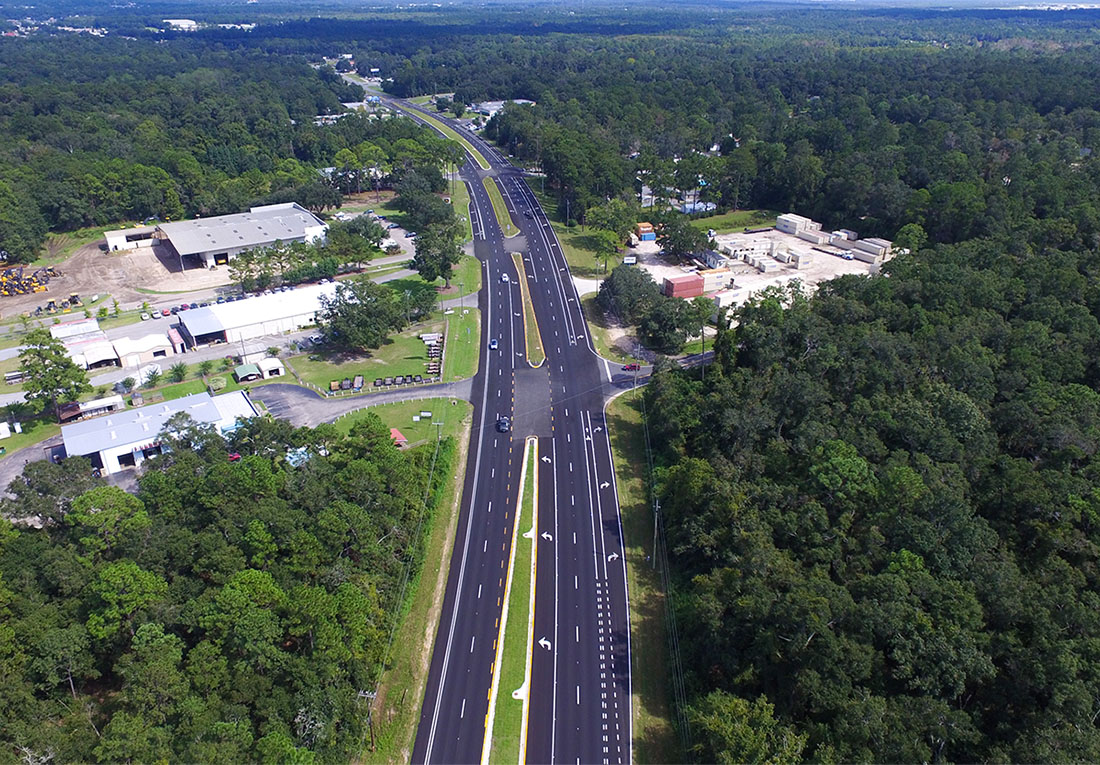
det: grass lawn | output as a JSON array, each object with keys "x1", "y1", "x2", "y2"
[
  {"x1": 605, "y1": 395, "x2": 681, "y2": 764},
  {"x1": 483, "y1": 177, "x2": 519, "y2": 238},
  {"x1": 334, "y1": 398, "x2": 470, "y2": 445},
  {"x1": 443, "y1": 308, "x2": 479, "y2": 382},
  {"x1": 512, "y1": 253, "x2": 546, "y2": 367},
  {"x1": 688, "y1": 208, "x2": 779, "y2": 235},
  {"x1": 488, "y1": 438, "x2": 536, "y2": 765},
  {"x1": 289, "y1": 319, "x2": 446, "y2": 390},
  {"x1": 357, "y1": 400, "x2": 473, "y2": 763},
  {"x1": 0, "y1": 415, "x2": 61, "y2": 463},
  {"x1": 450, "y1": 176, "x2": 474, "y2": 243},
  {"x1": 409, "y1": 95, "x2": 433, "y2": 105},
  {"x1": 521, "y1": 182, "x2": 606, "y2": 277},
  {"x1": 384, "y1": 254, "x2": 481, "y2": 300}
]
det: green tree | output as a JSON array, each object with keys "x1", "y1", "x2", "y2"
[
  {"x1": 656, "y1": 215, "x2": 710, "y2": 261},
  {"x1": 18, "y1": 329, "x2": 91, "y2": 421},
  {"x1": 690, "y1": 691, "x2": 807, "y2": 765},
  {"x1": 316, "y1": 277, "x2": 405, "y2": 352},
  {"x1": 168, "y1": 362, "x2": 188, "y2": 383},
  {"x1": 67, "y1": 486, "x2": 150, "y2": 562},
  {"x1": 411, "y1": 221, "x2": 463, "y2": 287},
  {"x1": 597, "y1": 264, "x2": 661, "y2": 324},
  {"x1": 86, "y1": 561, "x2": 169, "y2": 641},
  {"x1": 592, "y1": 229, "x2": 620, "y2": 274},
  {"x1": 197, "y1": 360, "x2": 214, "y2": 377}
]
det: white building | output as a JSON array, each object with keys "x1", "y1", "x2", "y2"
[
  {"x1": 156, "y1": 203, "x2": 327, "y2": 269},
  {"x1": 113, "y1": 333, "x2": 174, "y2": 368},
  {"x1": 61, "y1": 391, "x2": 256, "y2": 475},
  {"x1": 178, "y1": 282, "x2": 338, "y2": 347},
  {"x1": 104, "y1": 225, "x2": 158, "y2": 253},
  {"x1": 162, "y1": 18, "x2": 198, "y2": 30},
  {"x1": 775, "y1": 213, "x2": 821, "y2": 236}
]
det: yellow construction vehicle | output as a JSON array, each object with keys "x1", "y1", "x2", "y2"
[
  {"x1": 45, "y1": 300, "x2": 57, "y2": 314},
  {"x1": 69, "y1": 293, "x2": 81, "y2": 306}
]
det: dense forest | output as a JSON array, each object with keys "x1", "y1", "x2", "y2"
[
  {"x1": 0, "y1": 412, "x2": 455, "y2": 762},
  {"x1": 0, "y1": 36, "x2": 456, "y2": 262},
  {"x1": 645, "y1": 242, "x2": 1100, "y2": 761}
]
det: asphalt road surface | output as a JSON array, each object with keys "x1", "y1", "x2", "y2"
[{"x1": 363, "y1": 89, "x2": 632, "y2": 765}]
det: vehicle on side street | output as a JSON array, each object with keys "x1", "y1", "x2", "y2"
[{"x1": 622, "y1": 363, "x2": 641, "y2": 372}]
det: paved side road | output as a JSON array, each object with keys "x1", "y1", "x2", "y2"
[{"x1": 250, "y1": 380, "x2": 474, "y2": 428}]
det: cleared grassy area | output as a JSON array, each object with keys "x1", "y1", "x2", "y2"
[
  {"x1": 288, "y1": 319, "x2": 445, "y2": 391},
  {"x1": 443, "y1": 308, "x2": 479, "y2": 382},
  {"x1": 488, "y1": 439, "x2": 536, "y2": 765},
  {"x1": 348, "y1": 400, "x2": 474, "y2": 763},
  {"x1": 34, "y1": 223, "x2": 126, "y2": 266},
  {"x1": 0, "y1": 416, "x2": 60, "y2": 462},
  {"x1": 334, "y1": 398, "x2": 470, "y2": 445},
  {"x1": 605, "y1": 396, "x2": 681, "y2": 764},
  {"x1": 580, "y1": 294, "x2": 636, "y2": 364},
  {"x1": 521, "y1": 182, "x2": 605, "y2": 277},
  {"x1": 409, "y1": 95, "x2": 433, "y2": 105},
  {"x1": 511, "y1": 253, "x2": 545, "y2": 367},
  {"x1": 450, "y1": 177, "x2": 474, "y2": 243},
  {"x1": 384, "y1": 254, "x2": 481, "y2": 300},
  {"x1": 688, "y1": 208, "x2": 779, "y2": 235},
  {"x1": 482, "y1": 178, "x2": 519, "y2": 238}
]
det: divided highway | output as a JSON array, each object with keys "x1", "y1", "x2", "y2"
[{"x1": 364, "y1": 88, "x2": 632, "y2": 765}]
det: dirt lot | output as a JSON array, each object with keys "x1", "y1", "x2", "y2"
[{"x1": 1, "y1": 242, "x2": 235, "y2": 319}]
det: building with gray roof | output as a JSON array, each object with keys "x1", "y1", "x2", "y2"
[
  {"x1": 156, "y1": 203, "x2": 327, "y2": 269},
  {"x1": 61, "y1": 390, "x2": 256, "y2": 475}
]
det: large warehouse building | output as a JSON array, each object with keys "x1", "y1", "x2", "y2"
[
  {"x1": 154, "y1": 203, "x2": 328, "y2": 269},
  {"x1": 177, "y1": 282, "x2": 338, "y2": 347},
  {"x1": 61, "y1": 390, "x2": 256, "y2": 475}
]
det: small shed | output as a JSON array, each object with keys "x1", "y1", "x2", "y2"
[
  {"x1": 257, "y1": 357, "x2": 285, "y2": 378},
  {"x1": 233, "y1": 363, "x2": 263, "y2": 383},
  {"x1": 390, "y1": 428, "x2": 408, "y2": 448}
]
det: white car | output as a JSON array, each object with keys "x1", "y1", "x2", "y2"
[
  {"x1": 489, "y1": 339, "x2": 498, "y2": 350},
  {"x1": 501, "y1": 273, "x2": 510, "y2": 283}
]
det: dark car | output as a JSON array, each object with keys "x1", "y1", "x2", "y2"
[
  {"x1": 189, "y1": 302, "x2": 198, "y2": 310},
  {"x1": 497, "y1": 416, "x2": 511, "y2": 433},
  {"x1": 199, "y1": 302, "x2": 210, "y2": 307},
  {"x1": 170, "y1": 306, "x2": 179, "y2": 314},
  {"x1": 216, "y1": 296, "x2": 226, "y2": 304},
  {"x1": 523, "y1": 210, "x2": 534, "y2": 219},
  {"x1": 622, "y1": 363, "x2": 641, "y2": 372}
]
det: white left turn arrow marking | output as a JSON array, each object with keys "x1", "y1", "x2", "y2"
[
  {"x1": 538, "y1": 637, "x2": 552, "y2": 651},
  {"x1": 541, "y1": 532, "x2": 553, "y2": 541}
]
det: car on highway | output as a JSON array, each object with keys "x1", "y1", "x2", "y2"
[
  {"x1": 523, "y1": 210, "x2": 533, "y2": 219},
  {"x1": 622, "y1": 363, "x2": 641, "y2": 371},
  {"x1": 489, "y1": 339, "x2": 498, "y2": 350},
  {"x1": 501, "y1": 273, "x2": 509, "y2": 283},
  {"x1": 496, "y1": 416, "x2": 511, "y2": 433}
]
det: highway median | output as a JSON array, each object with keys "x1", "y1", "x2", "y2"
[
  {"x1": 511, "y1": 252, "x2": 546, "y2": 368},
  {"x1": 483, "y1": 177, "x2": 520, "y2": 237},
  {"x1": 485, "y1": 436, "x2": 538, "y2": 765}
]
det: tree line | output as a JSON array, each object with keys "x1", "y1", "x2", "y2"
[
  {"x1": 0, "y1": 410, "x2": 455, "y2": 762},
  {"x1": 644, "y1": 238, "x2": 1100, "y2": 762},
  {"x1": 0, "y1": 35, "x2": 455, "y2": 262}
]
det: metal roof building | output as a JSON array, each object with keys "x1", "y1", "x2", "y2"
[
  {"x1": 177, "y1": 282, "x2": 338, "y2": 347},
  {"x1": 156, "y1": 203, "x2": 327, "y2": 269},
  {"x1": 61, "y1": 390, "x2": 256, "y2": 475}
]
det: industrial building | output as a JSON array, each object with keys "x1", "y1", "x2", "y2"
[
  {"x1": 61, "y1": 391, "x2": 256, "y2": 475},
  {"x1": 177, "y1": 282, "x2": 338, "y2": 348},
  {"x1": 104, "y1": 225, "x2": 158, "y2": 253},
  {"x1": 52, "y1": 317, "x2": 180, "y2": 370}
]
